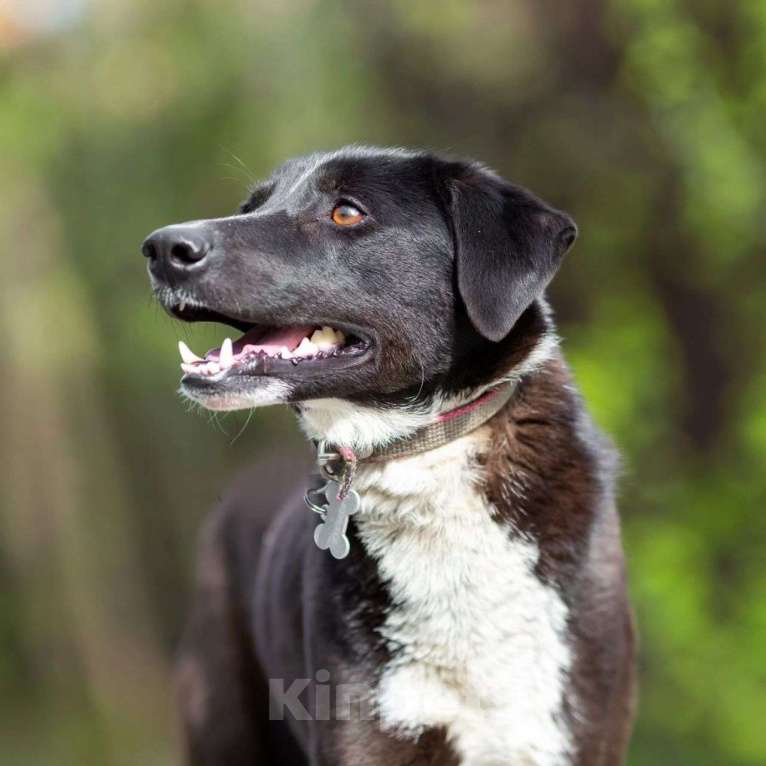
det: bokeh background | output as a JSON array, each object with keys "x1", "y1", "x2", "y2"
[{"x1": 1, "y1": 1, "x2": 765, "y2": 764}]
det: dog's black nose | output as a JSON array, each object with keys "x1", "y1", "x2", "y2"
[{"x1": 142, "y1": 224, "x2": 212, "y2": 280}]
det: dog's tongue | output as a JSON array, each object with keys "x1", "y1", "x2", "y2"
[
  {"x1": 207, "y1": 325, "x2": 313, "y2": 360},
  {"x1": 237, "y1": 325, "x2": 313, "y2": 355}
]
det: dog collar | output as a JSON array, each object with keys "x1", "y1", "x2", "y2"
[{"x1": 305, "y1": 382, "x2": 517, "y2": 559}]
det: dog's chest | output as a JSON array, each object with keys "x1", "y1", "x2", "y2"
[{"x1": 354, "y1": 437, "x2": 573, "y2": 766}]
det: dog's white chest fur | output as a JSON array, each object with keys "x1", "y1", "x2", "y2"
[{"x1": 354, "y1": 431, "x2": 573, "y2": 766}]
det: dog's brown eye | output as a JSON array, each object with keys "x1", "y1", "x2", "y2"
[{"x1": 331, "y1": 203, "x2": 364, "y2": 227}]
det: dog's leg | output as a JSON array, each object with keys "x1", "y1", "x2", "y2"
[{"x1": 176, "y1": 500, "x2": 305, "y2": 765}]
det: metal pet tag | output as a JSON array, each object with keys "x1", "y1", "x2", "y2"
[
  {"x1": 312, "y1": 480, "x2": 360, "y2": 560},
  {"x1": 304, "y1": 473, "x2": 329, "y2": 515}
]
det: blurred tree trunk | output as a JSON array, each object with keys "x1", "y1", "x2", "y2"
[{"x1": 0, "y1": 164, "x2": 176, "y2": 766}]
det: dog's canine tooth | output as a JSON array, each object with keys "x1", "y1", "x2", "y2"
[
  {"x1": 178, "y1": 340, "x2": 202, "y2": 364},
  {"x1": 219, "y1": 338, "x2": 234, "y2": 369},
  {"x1": 179, "y1": 301, "x2": 186, "y2": 312}
]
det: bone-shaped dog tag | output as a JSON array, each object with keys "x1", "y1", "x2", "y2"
[{"x1": 313, "y1": 481, "x2": 360, "y2": 560}]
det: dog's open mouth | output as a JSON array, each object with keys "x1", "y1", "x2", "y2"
[{"x1": 170, "y1": 303, "x2": 373, "y2": 382}]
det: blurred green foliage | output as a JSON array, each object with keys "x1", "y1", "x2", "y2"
[{"x1": 1, "y1": 1, "x2": 764, "y2": 764}]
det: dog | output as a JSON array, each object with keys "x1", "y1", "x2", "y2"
[{"x1": 143, "y1": 146, "x2": 636, "y2": 765}]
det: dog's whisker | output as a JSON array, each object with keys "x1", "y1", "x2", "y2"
[
  {"x1": 229, "y1": 408, "x2": 255, "y2": 446},
  {"x1": 219, "y1": 148, "x2": 258, "y2": 186}
]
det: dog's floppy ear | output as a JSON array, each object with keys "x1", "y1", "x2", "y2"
[{"x1": 445, "y1": 164, "x2": 577, "y2": 342}]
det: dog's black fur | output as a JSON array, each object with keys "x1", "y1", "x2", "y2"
[
  {"x1": 145, "y1": 147, "x2": 573, "y2": 409},
  {"x1": 144, "y1": 146, "x2": 635, "y2": 765}
]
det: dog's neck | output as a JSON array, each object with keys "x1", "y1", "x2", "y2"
[{"x1": 297, "y1": 328, "x2": 559, "y2": 457}]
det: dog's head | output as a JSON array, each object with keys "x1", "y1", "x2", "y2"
[{"x1": 143, "y1": 146, "x2": 575, "y2": 433}]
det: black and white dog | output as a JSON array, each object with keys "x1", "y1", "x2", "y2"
[{"x1": 143, "y1": 146, "x2": 635, "y2": 766}]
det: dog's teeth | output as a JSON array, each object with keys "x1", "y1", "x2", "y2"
[
  {"x1": 179, "y1": 301, "x2": 186, "y2": 312},
  {"x1": 279, "y1": 346, "x2": 292, "y2": 359},
  {"x1": 181, "y1": 363, "x2": 197, "y2": 374},
  {"x1": 310, "y1": 326, "x2": 342, "y2": 351},
  {"x1": 219, "y1": 338, "x2": 234, "y2": 369},
  {"x1": 178, "y1": 340, "x2": 202, "y2": 364},
  {"x1": 295, "y1": 337, "x2": 318, "y2": 357}
]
